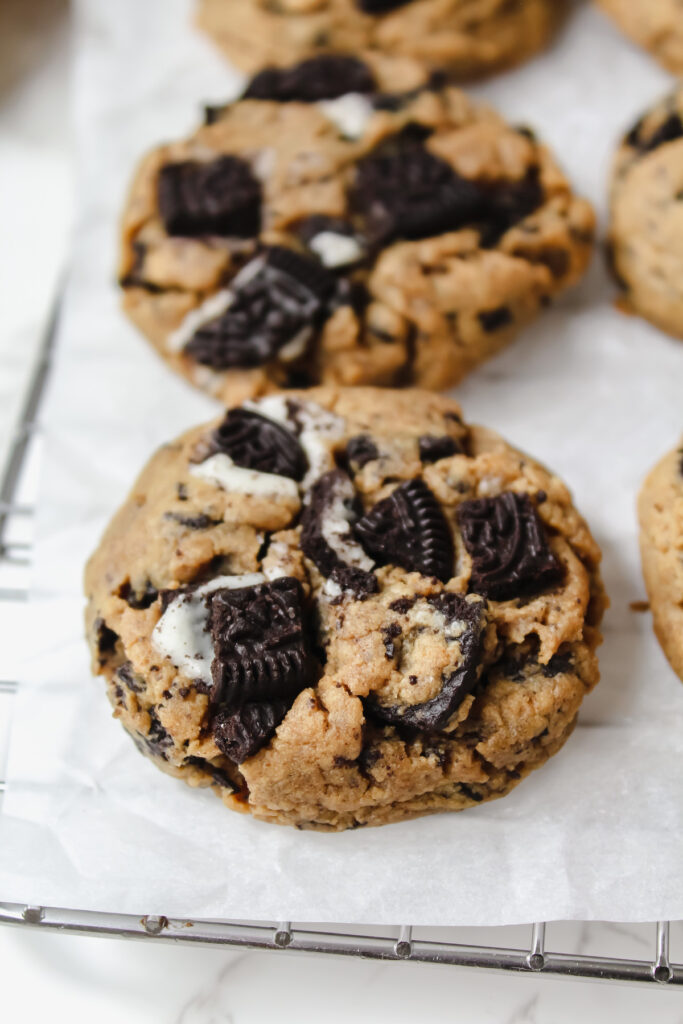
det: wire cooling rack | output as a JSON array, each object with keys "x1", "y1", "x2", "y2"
[{"x1": 0, "y1": 304, "x2": 681, "y2": 989}]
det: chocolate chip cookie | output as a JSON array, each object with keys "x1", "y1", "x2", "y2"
[
  {"x1": 608, "y1": 89, "x2": 683, "y2": 339},
  {"x1": 196, "y1": 0, "x2": 563, "y2": 79},
  {"x1": 597, "y1": 0, "x2": 683, "y2": 75},
  {"x1": 119, "y1": 65, "x2": 595, "y2": 404},
  {"x1": 85, "y1": 387, "x2": 605, "y2": 831},
  {"x1": 638, "y1": 442, "x2": 683, "y2": 683}
]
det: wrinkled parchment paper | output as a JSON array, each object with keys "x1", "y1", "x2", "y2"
[{"x1": 1, "y1": 0, "x2": 682, "y2": 926}]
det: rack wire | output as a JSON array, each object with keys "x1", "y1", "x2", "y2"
[{"x1": 0, "y1": 302, "x2": 681, "y2": 989}]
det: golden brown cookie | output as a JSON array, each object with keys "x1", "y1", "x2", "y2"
[
  {"x1": 196, "y1": 0, "x2": 563, "y2": 79},
  {"x1": 638, "y1": 441, "x2": 683, "y2": 682},
  {"x1": 597, "y1": 0, "x2": 683, "y2": 75},
  {"x1": 119, "y1": 65, "x2": 594, "y2": 405},
  {"x1": 85, "y1": 387, "x2": 606, "y2": 831},
  {"x1": 608, "y1": 89, "x2": 683, "y2": 339}
]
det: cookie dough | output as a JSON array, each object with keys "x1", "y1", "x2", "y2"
[
  {"x1": 85, "y1": 387, "x2": 606, "y2": 831},
  {"x1": 196, "y1": 0, "x2": 563, "y2": 79},
  {"x1": 638, "y1": 442, "x2": 683, "y2": 682},
  {"x1": 119, "y1": 63, "x2": 595, "y2": 405},
  {"x1": 597, "y1": 0, "x2": 683, "y2": 75},
  {"x1": 608, "y1": 89, "x2": 683, "y2": 339}
]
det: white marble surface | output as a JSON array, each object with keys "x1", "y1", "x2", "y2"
[{"x1": 1, "y1": 1, "x2": 683, "y2": 1019}]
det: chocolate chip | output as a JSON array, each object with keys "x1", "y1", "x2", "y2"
[
  {"x1": 541, "y1": 651, "x2": 573, "y2": 677},
  {"x1": 209, "y1": 408, "x2": 307, "y2": 481},
  {"x1": 213, "y1": 701, "x2": 288, "y2": 763},
  {"x1": 382, "y1": 622, "x2": 402, "y2": 659},
  {"x1": 459, "y1": 783, "x2": 484, "y2": 803},
  {"x1": 457, "y1": 492, "x2": 562, "y2": 601},
  {"x1": 185, "y1": 247, "x2": 335, "y2": 369},
  {"x1": 356, "y1": 0, "x2": 411, "y2": 11},
  {"x1": 345, "y1": 434, "x2": 380, "y2": 471},
  {"x1": 94, "y1": 618, "x2": 118, "y2": 659},
  {"x1": 164, "y1": 512, "x2": 219, "y2": 530},
  {"x1": 300, "y1": 470, "x2": 378, "y2": 599},
  {"x1": 184, "y1": 755, "x2": 236, "y2": 791},
  {"x1": 208, "y1": 576, "x2": 315, "y2": 711},
  {"x1": 158, "y1": 156, "x2": 261, "y2": 237},
  {"x1": 243, "y1": 55, "x2": 376, "y2": 103},
  {"x1": 117, "y1": 662, "x2": 145, "y2": 694},
  {"x1": 118, "y1": 580, "x2": 159, "y2": 610},
  {"x1": 177, "y1": 483, "x2": 188, "y2": 501},
  {"x1": 369, "y1": 594, "x2": 486, "y2": 731},
  {"x1": 477, "y1": 306, "x2": 513, "y2": 332},
  {"x1": 418, "y1": 435, "x2": 461, "y2": 463},
  {"x1": 355, "y1": 478, "x2": 454, "y2": 582},
  {"x1": 627, "y1": 111, "x2": 683, "y2": 154}
]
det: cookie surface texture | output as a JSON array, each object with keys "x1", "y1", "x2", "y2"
[
  {"x1": 85, "y1": 387, "x2": 606, "y2": 830},
  {"x1": 598, "y1": 0, "x2": 683, "y2": 74}
]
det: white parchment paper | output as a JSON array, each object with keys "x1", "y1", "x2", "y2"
[{"x1": 1, "y1": 0, "x2": 682, "y2": 926}]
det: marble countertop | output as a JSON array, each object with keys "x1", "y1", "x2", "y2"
[{"x1": 1, "y1": 1, "x2": 682, "y2": 1019}]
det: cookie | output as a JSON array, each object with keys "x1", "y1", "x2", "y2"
[
  {"x1": 196, "y1": 0, "x2": 563, "y2": 79},
  {"x1": 85, "y1": 387, "x2": 606, "y2": 831},
  {"x1": 638, "y1": 442, "x2": 683, "y2": 682},
  {"x1": 608, "y1": 89, "x2": 683, "y2": 339},
  {"x1": 119, "y1": 66, "x2": 595, "y2": 405},
  {"x1": 597, "y1": 0, "x2": 683, "y2": 75}
]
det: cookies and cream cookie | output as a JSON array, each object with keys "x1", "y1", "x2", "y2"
[
  {"x1": 119, "y1": 61, "x2": 595, "y2": 403},
  {"x1": 85, "y1": 387, "x2": 605, "y2": 830}
]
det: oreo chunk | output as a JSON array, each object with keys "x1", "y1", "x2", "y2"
[
  {"x1": 478, "y1": 306, "x2": 513, "y2": 332},
  {"x1": 300, "y1": 470, "x2": 378, "y2": 599},
  {"x1": 370, "y1": 594, "x2": 486, "y2": 731},
  {"x1": 626, "y1": 111, "x2": 683, "y2": 154},
  {"x1": 356, "y1": 0, "x2": 412, "y2": 11},
  {"x1": 208, "y1": 576, "x2": 314, "y2": 709},
  {"x1": 243, "y1": 56, "x2": 376, "y2": 103},
  {"x1": 418, "y1": 435, "x2": 461, "y2": 463},
  {"x1": 457, "y1": 492, "x2": 562, "y2": 601},
  {"x1": 213, "y1": 700, "x2": 288, "y2": 763},
  {"x1": 185, "y1": 247, "x2": 336, "y2": 369},
  {"x1": 158, "y1": 156, "x2": 261, "y2": 238},
  {"x1": 210, "y1": 408, "x2": 307, "y2": 480},
  {"x1": 345, "y1": 434, "x2": 380, "y2": 471},
  {"x1": 355, "y1": 478, "x2": 454, "y2": 582},
  {"x1": 352, "y1": 145, "x2": 486, "y2": 244},
  {"x1": 478, "y1": 168, "x2": 544, "y2": 247}
]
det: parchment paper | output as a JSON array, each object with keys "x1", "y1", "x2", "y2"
[{"x1": 1, "y1": 0, "x2": 682, "y2": 926}]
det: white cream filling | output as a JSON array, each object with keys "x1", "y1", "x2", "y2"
[
  {"x1": 190, "y1": 453, "x2": 300, "y2": 503},
  {"x1": 151, "y1": 573, "x2": 265, "y2": 684},
  {"x1": 321, "y1": 490, "x2": 374, "y2": 572},
  {"x1": 318, "y1": 93, "x2": 374, "y2": 140},
  {"x1": 309, "y1": 231, "x2": 363, "y2": 268},
  {"x1": 167, "y1": 289, "x2": 233, "y2": 353},
  {"x1": 278, "y1": 326, "x2": 312, "y2": 363}
]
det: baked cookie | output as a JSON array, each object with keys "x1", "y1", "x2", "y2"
[
  {"x1": 119, "y1": 64, "x2": 595, "y2": 404},
  {"x1": 597, "y1": 0, "x2": 683, "y2": 75},
  {"x1": 196, "y1": 0, "x2": 563, "y2": 79},
  {"x1": 85, "y1": 387, "x2": 605, "y2": 831},
  {"x1": 608, "y1": 89, "x2": 683, "y2": 339},
  {"x1": 638, "y1": 442, "x2": 683, "y2": 682}
]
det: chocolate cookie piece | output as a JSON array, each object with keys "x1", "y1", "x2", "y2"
[
  {"x1": 356, "y1": 0, "x2": 411, "y2": 11},
  {"x1": 418, "y1": 435, "x2": 461, "y2": 463},
  {"x1": 209, "y1": 577, "x2": 315, "y2": 709},
  {"x1": 85, "y1": 387, "x2": 604, "y2": 830},
  {"x1": 369, "y1": 594, "x2": 486, "y2": 730},
  {"x1": 157, "y1": 156, "x2": 261, "y2": 237},
  {"x1": 209, "y1": 408, "x2": 307, "y2": 481},
  {"x1": 457, "y1": 492, "x2": 562, "y2": 601},
  {"x1": 243, "y1": 55, "x2": 376, "y2": 103},
  {"x1": 300, "y1": 470, "x2": 378, "y2": 598},
  {"x1": 355, "y1": 478, "x2": 454, "y2": 582},
  {"x1": 185, "y1": 248, "x2": 335, "y2": 369},
  {"x1": 213, "y1": 700, "x2": 289, "y2": 762}
]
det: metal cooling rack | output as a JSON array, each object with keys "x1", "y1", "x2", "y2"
[{"x1": 0, "y1": 303, "x2": 681, "y2": 989}]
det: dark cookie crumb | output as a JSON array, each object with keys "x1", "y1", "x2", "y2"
[
  {"x1": 243, "y1": 55, "x2": 376, "y2": 103},
  {"x1": 541, "y1": 651, "x2": 573, "y2": 677},
  {"x1": 164, "y1": 512, "x2": 219, "y2": 530},
  {"x1": 477, "y1": 306, "x2": 513, "y2": 332},
  {"x1": 118, "y1": 580, "x2": 159, "y2": 610},
  {"x1": 418, "y1": 435, "x2": 461, "y2": 463},
  {"x1": 158, "y1": 156, "x2": 262, "y2": 238},
  {"x1": 213, "y1": 700, "x2": 289, "y2": 762},
  {"x1": 381, "y1": 622, "x2": 402, "y2": 659}
]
